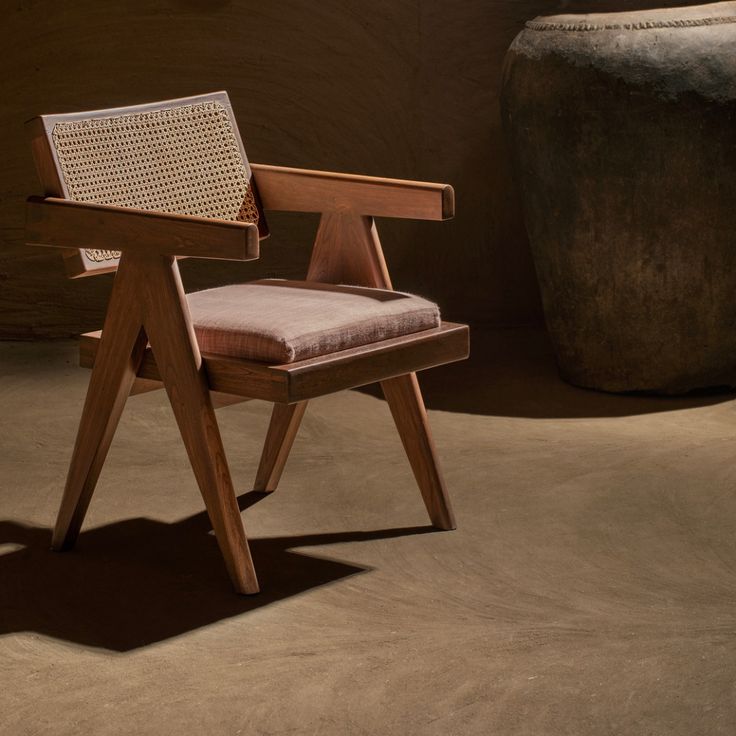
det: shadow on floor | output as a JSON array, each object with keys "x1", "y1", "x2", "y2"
[
  {"x1": 360, "y1": 327, "x2": 736, "y2": 419},
  {"x1": 0, "y1": 492, "x2": 434, "y2": 652}
]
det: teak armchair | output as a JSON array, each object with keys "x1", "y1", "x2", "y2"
[{"x1": 25, "y1": 92, "x2": 469, "y2": 594}]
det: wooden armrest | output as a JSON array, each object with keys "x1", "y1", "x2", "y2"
[
  {"x1": 251, "y1": 164, "x2": 454, "y2": 220},
  {"x1": 25, "y1": 197, "x2": 260, "y2": 261}
]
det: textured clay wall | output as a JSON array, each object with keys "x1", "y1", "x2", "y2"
[{"x1": 0, "y1": 0, "x2": 696, "y2": 338}]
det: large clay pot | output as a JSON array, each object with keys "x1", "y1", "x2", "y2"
[{"x1": 502, "y1": 2, "x2": 736, "y2": 393}]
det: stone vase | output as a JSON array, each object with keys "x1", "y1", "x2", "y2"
[{"x1": 502, "y1": 2, "x2": 736, "y2": 393}]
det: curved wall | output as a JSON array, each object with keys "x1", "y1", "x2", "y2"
[{"x1": 0, "y1": 0, "x2": 695, "y2": 338}]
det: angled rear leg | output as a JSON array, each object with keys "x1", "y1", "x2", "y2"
[
  {"x1": 52, "y1": 258, "x2": 147, "y2": 551},
  {"x1": 308, "y1": 213, "x2": 456, "y2": 530},
  {"x1": 254, "y1": 401, "x2": 308, "y2": 492},
  {"x1": 381, "y1": 372, "x2": 456, "y2": 530},
  {"x1": 142, "y1": 255, "x2": 259, "y2": 594}
]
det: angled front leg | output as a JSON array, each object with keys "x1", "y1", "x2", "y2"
[
  {"x1": 53, "y1": 257, "x2": 147, "y2": 550},
  {"x1": 260, "y1": 211, "x2": 456, "y2": 529},
  {"x1": 141, "y1": 255, "x2": 259, "y2": 594},
  {"x1": 343, "y1": 215, "x2": 455, "y2": 529},
  {"x1": 254, "y1": 402, "x2": 308, "y2": 492},
  {"x1": 381, "y1": 373, "x2": 456, "y2": 530}
]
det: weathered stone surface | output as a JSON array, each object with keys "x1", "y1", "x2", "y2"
[{"x1": 502, "y1": 2, "x2": 736, "y2": 393}]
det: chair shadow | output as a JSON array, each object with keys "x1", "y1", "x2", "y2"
[{"x1": 0, "y1": 492, "x2": 433, "y2": 652}]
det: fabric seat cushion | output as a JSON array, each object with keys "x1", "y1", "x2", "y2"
[{"x1": 186, "y1": 279, "x2": 441, "y2": 364}]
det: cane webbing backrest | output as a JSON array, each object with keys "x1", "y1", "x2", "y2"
[{"x1": 27, "y1": 91, "x2": 266, "y2": 278}]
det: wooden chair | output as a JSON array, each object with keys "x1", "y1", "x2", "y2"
[{"x1": 25, "y1": 92, "x2": 469, "y2": 594}]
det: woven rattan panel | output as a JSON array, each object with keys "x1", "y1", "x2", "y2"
[{"x1": 51, "y1": 101, "x2": 259, "y2": 263}]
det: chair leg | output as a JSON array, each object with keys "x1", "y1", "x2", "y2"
[
  {"x1": 52, "y1": 268, "x2": 148, "y2": 551},
  {"x1": 254, "y1": 401, "x2": 308, "y2": 492},
  {"x1": 381, "y1": 372, "x2": 456, "y2": 530},
  {"x1": 143, "y1": 256, "x2": 259, "y2": 594}
]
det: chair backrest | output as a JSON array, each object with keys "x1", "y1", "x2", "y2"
[{"x1": 27, "y1": 91, "x2": 267, "y2": 278}]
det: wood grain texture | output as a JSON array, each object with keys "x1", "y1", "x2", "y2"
[
  {"x1": 58, "y1": 254, "x2": 259, "y2": 594},
  {"x1": 284, "y1": 323, "x2": 469, "y2": 402},
  {"x1": 130, "y1": 377, "x2": 248, "y2": 407},
  {"x1": 252, "y1": 164, "x2": 453, "y2": 220},
  {"x1": 307, "y1": 213, "x2": 393, "y2": 288},
  {"x1": 297, "y1": 208, "x2": 458, "y2": 528},
  {"x1": 139, "y1": 255, "x2": 259, "y2": 594},
  {"x1": 24, "y1": 118, "x2": 85, "y2": 280},
  {"x1": 79, "y1": 322, "x2": 470, "y2": 404},
  {"x1": 326, "y1": 213, "x2": 458, "y2": 531},
  {"x1": 381, "y1": 373, "x2": 456, "y2": 529},
  {"x1": 25, "y1": 117, "x2": 63, "y2": 196},
  {"x1": 253, "y1": 402, "x2": 308, "y2": 492},
  {"x1": 26, "y1": 197, "x2": 260, "y2": 262},
  {"x1": 0, "y1": 0, "x2": 568, "y2": 338},
  {"x1": 52, "y1": 258, "x2": 148, "y2": 550}
]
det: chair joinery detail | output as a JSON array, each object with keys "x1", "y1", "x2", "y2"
[
  {"x1": 26, "y1": 91, "x2": 468, "y2": 594},
  {"x1": 54, "y1": 254, "x2": 260, "y2": 594}
]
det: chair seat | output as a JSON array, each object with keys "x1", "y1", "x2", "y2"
[{"x1": 186, "y1": 279, "x2": 441, "y2": 363}]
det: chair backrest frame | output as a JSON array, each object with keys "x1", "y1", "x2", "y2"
[{"x1": 26, "y1": 91, "x2": 267, "y2": 279}]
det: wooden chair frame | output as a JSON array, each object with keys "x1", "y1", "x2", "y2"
[{"x1": 25, "y1": 97, "x2": 469, "y2": 595}]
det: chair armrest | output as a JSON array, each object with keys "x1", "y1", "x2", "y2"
[
  {"x1": 25, "y1": 197, "x2": 260, "y2": 261},
  {"x1": 251, "y1": 164, "x2": 454, "y2": 221}
]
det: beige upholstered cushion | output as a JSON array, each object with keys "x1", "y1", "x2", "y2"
[{"x1": 187, "y1": 279, "x2": 440, "y2": 363}]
